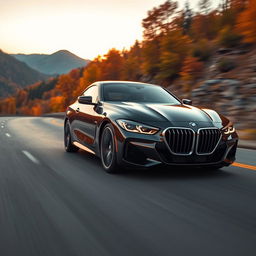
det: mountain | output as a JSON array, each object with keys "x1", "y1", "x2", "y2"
[
  {"x1": 12, "y1": 50, "x2": 90, "y2": 75},
  {"x1": 0, "y1": 50, "x2": 48, "y2": 98}
]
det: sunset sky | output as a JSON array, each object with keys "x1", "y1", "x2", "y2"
[{"x1": 0, "y1": 0, "x2": 219, "y2": 60}]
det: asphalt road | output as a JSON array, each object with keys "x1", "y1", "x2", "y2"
[{"x1": 0, "y1": 116, "x2": 256, "y2": 256}]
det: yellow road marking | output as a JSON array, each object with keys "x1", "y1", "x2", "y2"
[{"x1": 233, "y1": 162, "x2": 256, "y2": 171}]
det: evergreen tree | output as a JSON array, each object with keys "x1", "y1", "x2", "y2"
[
  {"x1": 198, "y1": 0, "x2": 212, "y2": 14},
  {"x1": 183, "y1": 1, "x2": 193, "y2": 34}
]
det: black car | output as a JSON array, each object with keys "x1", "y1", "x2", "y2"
[{"x1": 64, "y1": 81, "x2": 238, "y2": 173}]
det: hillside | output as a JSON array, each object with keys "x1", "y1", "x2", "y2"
[
  {"x1": 0, "y1": 50, "x2": 48, "y2": 98},
  {"x1": 0, "y1": 0, "x2": 255, "y2": 139},
  {"x1": 169, "y1": 45, "x2": 256, "y2": 139},
  {"x1": 12, "y1": 50, "x2": 90, "y2": 75}
]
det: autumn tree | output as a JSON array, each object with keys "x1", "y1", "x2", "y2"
[
  {"x1": 218, "y1": 0, "x2": 246, "y2": 31},
  {"x1": 3, "y1": 0, "x2": 255, "y2": 117},
  {"x1": 122, "y1": 41, "x2": 143, "y2": 81},
  {"x1": 0, "y1": 97, "x2": 16, "y2": 114},
  {"x1": 141, "y1": 39, "x2": 161, "y2": 80},
  {"x1": 16, "y1": 89, "x2": 28, "y2": 108},
  {"x1": 101, "y1": 49, "x2": 124, "y2": 80},
  {"x1": 50, "y1": 96, "x2": 65, "y2": 113},
  {"x1": 237, "y1": 0, "x2": 256, "y2": 43},
  {"x1": 55, "y1": 69, "x2": 80, "y2": 107},
  {"x1": 31, "y1": 104, "x2": 42, "y2": 116},
  {"x1": 218, "y1": 26, "x2": 242, "y2": 47},
  {"x1": 192, "y1": 0, "x2": 221, "y2": 40},
  {"x1": 157, "y1": 29, "x2": 191, "y2": 81},
  {"x1": 142, "y1": 0, "x2": 178, "y2": 40},
  {"x1": 180, "y1": 56, "x2": 204, "y2": 93},
  {"x1": 74, "y1": 57, "x2": 102, "y2": 97}
]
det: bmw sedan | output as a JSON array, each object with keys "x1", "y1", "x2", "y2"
[{"x1": 64, "y1": 81, "x2": 238, "y2": 173}]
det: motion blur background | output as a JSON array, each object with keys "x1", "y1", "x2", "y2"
[{"x1": 0, "y1": 0, "x2": 255, "y2": 140}]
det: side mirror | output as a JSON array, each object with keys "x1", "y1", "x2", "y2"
[
  {"x1": 182, "y1": 99, "x2": 192, "y2": 105},
  {"x1": 78, "y1": 96, "x2": 94, "y2": 105}
]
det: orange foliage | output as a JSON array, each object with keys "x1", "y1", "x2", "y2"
[
  {"x1": 31, "y1": 105, "x2": 42, "y2": 116},
  {"x1": 16, "y1": 89, "x2": 28, "y2": 107},
  {"x1": 0, "y1": 97, "x2": 16, "y2": 114},
  {"x1": 55, "y1": 70, "x2": 80, "y2": 106},
  {"x1": 50, "y1": 96, "x2": 65, "y2": 113},
  {"x1": 101, "y1": 49, "x2": 123, "y2": 80},
  {"x1": 237, "y1": 0, "x2": 256, "y2": 43},
  {"x1": 180, "y1": 56, "x2": 204, "y2": 91},
  {"x1": 1, "y1": 0, "x2": 255, "y2": 116}
]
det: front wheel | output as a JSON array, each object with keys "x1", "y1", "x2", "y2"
[
  {"x1": 64, "y1": 121, "x2": 79, "y2": 152},
  {"x1": 100, "y1": 124, "x2": 119, "y2": 173}
]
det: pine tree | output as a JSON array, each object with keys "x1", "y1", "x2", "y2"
[
  {"x1": 183, "y1": 1, "x2": 193, "y2": 34},
  {"x1": 198, "y1": 0, "x2": 212, "y2": 14}
]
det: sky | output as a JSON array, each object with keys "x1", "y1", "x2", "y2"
[{"x1": 0, "y1": 0, "x2": 220, "y2": 60}]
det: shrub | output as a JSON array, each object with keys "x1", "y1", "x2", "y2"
[
  {"x1": 218, "y1": 27, "x2": 242, "y2": 48},
  {"x1": 217, "y1": 58, "x2": 236, "y2": 72},
  {"x1": 192, "y1": 40, "x2": 212, "y2": 61}
]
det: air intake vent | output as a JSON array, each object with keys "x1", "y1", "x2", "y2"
[
  {"x1": 196, "y1": 128, "x2": 221, "y2": 155},
  {"x1": 164, "y1": 128, "x2": 194, "y2": 155}
]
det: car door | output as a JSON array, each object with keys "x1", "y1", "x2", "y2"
[{"x1": 73, "y1": 85, "x2": 100, "y2": 149}]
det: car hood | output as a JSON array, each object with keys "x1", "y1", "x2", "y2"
[{"x1": 105, "y1": 102, "x2": 227, "y2": 125}]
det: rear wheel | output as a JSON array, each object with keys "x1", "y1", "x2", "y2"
[
  {"x1": 100, "y1": 124, "x2": 119, "y2": 173},
  {"x1": 64, "y1": 121, "x2": 79, "y2": 152}
]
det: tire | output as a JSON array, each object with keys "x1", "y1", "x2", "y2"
[
  {"x1": 100, "y1": 124, "x2": 119, "y2": 173},
  {"x1": 64, "y1": 120, "x2": 79, "y2": 152}
]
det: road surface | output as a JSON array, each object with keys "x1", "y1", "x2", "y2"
[{"x1": 0, "y1": 116, "x2": 255, "y2": 256}]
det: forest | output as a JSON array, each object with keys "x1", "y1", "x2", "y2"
[{"x1": 0, "y1": 0, "x2": 255, "y2": 115}]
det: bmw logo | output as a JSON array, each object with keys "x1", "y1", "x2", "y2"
[{"x1": 189, "y1": 122, "x2": 196, "y2": 127}]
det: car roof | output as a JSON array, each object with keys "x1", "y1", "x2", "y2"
[{"x1": 97, "y1": 81, "x2": 157, "y2": 86}]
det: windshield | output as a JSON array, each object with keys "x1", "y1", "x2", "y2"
[{"x1": 103, "y1": 83, "x2": 181, "y2": 104}]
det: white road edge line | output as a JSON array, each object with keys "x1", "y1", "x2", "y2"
[
  {"x1": 5, "y1": 133, "x2": 11, "y2": 137},
  {"x1": 22, "y1": 150, "x2": 40, "y2": 165}
]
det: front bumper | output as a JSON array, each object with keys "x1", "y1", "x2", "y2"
[{"x1": 115, "y1": 127, "x2": 238, "y2": 168}]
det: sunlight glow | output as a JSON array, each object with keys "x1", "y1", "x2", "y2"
[{"x1": 0, "y1": 0, "x2": 219, "y2": 59}]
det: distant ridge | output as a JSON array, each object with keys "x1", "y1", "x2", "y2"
[
  {"x1": 12, "y1": 50, "x2": 90, "y2": 75},
  {"x1": 0, "y1": 50, "x2": 48, "y2": 98}
]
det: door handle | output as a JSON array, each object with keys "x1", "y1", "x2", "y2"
[{"x1": 76, "y1": 107, "x2": 80, "y2": 113}]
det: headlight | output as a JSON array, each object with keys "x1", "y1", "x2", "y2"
[
  {"x1": 116, "y1": 119, "x2": 159, "y2": 135},
  {"x1": 222, "y1": 122, "x2": 236, "y2": 135}
]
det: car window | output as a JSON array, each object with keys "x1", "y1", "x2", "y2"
[
  {"x1": 82, "y1": 86, "x2": 98, "y2": 103},
  {"x1": 103, "y1": 83, "x2": 180, "y2": 104}
]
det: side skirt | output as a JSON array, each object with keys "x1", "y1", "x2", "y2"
[{"x1": 73, "y1": 141, "x2": 96, "y2": 155}]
